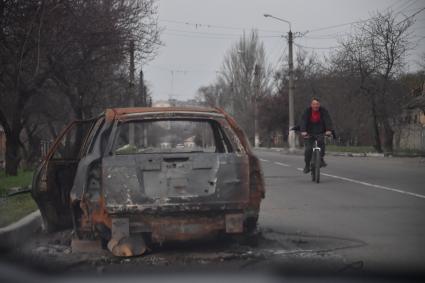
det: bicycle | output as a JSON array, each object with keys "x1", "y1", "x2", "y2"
[
  {"x1": 291, "y1": 126, "x2": 334, "y2": 184},
  {"x1": 304, "y1": 134, "x2": 325, "y2": 183}
]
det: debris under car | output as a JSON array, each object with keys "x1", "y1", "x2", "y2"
[{"x1": 31, "y1": 107, "x2": 265, "y2": 257}]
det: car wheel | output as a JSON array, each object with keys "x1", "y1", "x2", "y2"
[{"x1": 245, "y1": 216, "x2": 258, "y2": 234}]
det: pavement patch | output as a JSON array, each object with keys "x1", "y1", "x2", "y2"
[{"x1": 274, "y1": 162, "x2": 290, "y2": 167}]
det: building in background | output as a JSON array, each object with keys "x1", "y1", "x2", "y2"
[
  {"x1": 393, "y1": 83, "x2": 425, "y2": 153},
  {"x1": 153, "y1": 99, "x2": 199, "y2": 108},
  {"x1": 152, "y1": 100, "x2": 171, "y2": 108}
]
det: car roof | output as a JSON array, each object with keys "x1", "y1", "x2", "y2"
[{"x1": 105, "y1": 107, "x2": 224, "y2": 122}]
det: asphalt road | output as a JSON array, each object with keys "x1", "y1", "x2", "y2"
[
  {"x1": 3, "y1": 151, "x2": 425, "y2": 281},
  {"x1": 256, "y1": 149, "x2": 425, "y2": 273}
]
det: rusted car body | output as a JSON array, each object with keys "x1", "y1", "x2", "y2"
[{"x1": 32, "y1": 107, "x2": 265, "y2": 256}]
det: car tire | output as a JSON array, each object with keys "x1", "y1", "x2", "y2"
[{"x1": 245, "y1": 216, "x2": 258, "y2": 234}]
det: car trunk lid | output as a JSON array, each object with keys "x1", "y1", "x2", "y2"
[{"x1": 102, "y1": 153, "x2": 249, "y2": 213}]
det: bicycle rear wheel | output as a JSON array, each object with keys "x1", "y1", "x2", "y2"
[{"x1": 314, "y1": 150, "x2": 321, "y2": 183}]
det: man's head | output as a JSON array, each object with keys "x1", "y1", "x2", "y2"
[{"x1": 310, "y1": 98, "x2": 320, "y2": 112}]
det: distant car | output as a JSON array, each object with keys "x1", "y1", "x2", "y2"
[{"x1": 31, "y1": 107, "x2": 265, "y2": 256}]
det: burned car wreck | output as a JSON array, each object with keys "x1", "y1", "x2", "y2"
[{"x1": 32, "y1": 107, "x2": 265, "y2": 256}]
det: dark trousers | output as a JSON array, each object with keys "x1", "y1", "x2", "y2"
[{"x1": 304, "y1": 136, "x2": 325, "y2": 165}]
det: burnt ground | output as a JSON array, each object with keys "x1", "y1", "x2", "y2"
[{"x1": 4, "y1": 227, "x2": 366, "y2": 276}]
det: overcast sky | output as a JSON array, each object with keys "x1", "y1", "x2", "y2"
[{"x1": 143, "y1": 0, "x2": 425, "y2": 102}]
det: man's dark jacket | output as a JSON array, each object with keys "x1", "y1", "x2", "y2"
[{"x1": 300, "y1": 107, "x2": 333, "y2": 135}]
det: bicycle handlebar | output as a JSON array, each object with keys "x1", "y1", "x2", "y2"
[
  {"x1": 302, "y1": 133, "x2": 331, "y2": 139},
  {"x1": 290, "y1": 125, "x2": 337, "y2": 139}
]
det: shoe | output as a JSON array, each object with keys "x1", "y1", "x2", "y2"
[
  {"x1": 303, "y1": 165, "x2": 310, "y2": 173},
  {"x1": 320, "y1": 158, "x2": 327, "y2": 167}
]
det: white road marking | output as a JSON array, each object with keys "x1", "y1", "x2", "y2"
[
  {"x1": 285, "y1": 163, "x2": 425, "y2": 200},
  {"x1": 274, "y1": 161, "x2": 290, "y2": 167},
  {"x1": 260, "y1": 149, "x2": 424, "y2": 200},
  {"x1": 321, "y1": 172, "x2": 425, "y2": 200}
]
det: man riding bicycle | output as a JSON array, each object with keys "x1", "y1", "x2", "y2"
[{"x1": 300, "y1": 98, "x2": 334, "y2": 174}]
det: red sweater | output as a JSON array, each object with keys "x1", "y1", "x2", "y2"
[{"x1": 310, "y1": 110, "x2": 321, "y2": 123}]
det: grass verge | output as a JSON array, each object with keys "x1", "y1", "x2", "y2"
[
  {"x1": 0, "y1": 170, "x2": 37, "y2": 227},
  {"x1": 327, "y1": 145, "x2": 376, "y2": 153}
]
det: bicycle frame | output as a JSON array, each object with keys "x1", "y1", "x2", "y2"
[
  {"x1": 304, "y1": 134, "x2": 325, "y2": 183},
  {"x1": 312, "y1": 139, "x2": 321, "y2": 153}
]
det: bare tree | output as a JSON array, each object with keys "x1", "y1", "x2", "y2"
[
  {"x1": 47, "y1": 0, "x2": 161, "y2": 119},
  {"x1": 0, "y1": 0, "x2": 54, "y2": 175},
  {"x1": 0, "y1": 0, "x2": 161, "y2": 175},
  {"x1": 201, "y1": 30, "x2": 272, "y2": 144},
  {"x1": 336, "y1": 10, "x2": 413, "y2": 152}
]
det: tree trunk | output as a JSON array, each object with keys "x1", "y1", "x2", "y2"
[
  {"x1": 4, "y1": 95, "x2": 25, "y2": 175},
  {"x1": 371, "y1": 99, "x2": 383, "y2": 153},
  {"x1": 5, "y1": 131, "x2": 21, "y2": 176},
  {"x1": 22, "y1": 124, "x2": 41, "y2": 168},
  {"x1": 382, "y1": 119, "x2": 394, "y2": 153},
  {"x1": 379, "y1": 76, "x2": 394, "y2": 153}
]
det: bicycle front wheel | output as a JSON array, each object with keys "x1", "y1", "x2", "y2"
[{"x1": 314, "y1": 150, "x2": 321, "y2": 183}]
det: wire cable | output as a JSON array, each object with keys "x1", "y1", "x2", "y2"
[
  {"x1": 294, "y1": 43, "x2": 339, "y2": 50},
  {"x1": 160, "y1": 19, "x2": 283, "y2": 34}
]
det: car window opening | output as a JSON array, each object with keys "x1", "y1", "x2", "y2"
[{"x1": 113, "y1": 119, "x2": 232, "y2": 154}]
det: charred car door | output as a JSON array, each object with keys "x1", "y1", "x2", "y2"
[{"x1": 32, "y1": 119, "x2": 96, "y2": 231}]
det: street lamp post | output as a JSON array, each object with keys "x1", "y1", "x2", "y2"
[{"x1": 264, "y1": 14, "x2": 296, "y2": 152}]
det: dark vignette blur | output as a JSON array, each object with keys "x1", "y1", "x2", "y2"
[{"x1": 1, "y1": 0, "x2": 425, "y2": 282}]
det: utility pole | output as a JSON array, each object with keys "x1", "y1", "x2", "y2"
[
  {"x1": 168, "y1": 69, "x2": 187, "y2": 106},
  {"x1": 139, "y1": 68, "x2": 148, "y2": 147},
  {"x1": 263, "y1": 14, "x2": 296, "y2": 151},
  {"x1": 254, "y1": 64, "x2": 261, "y2": 148},
  {"x1": 230, "y1": 81, "x2": 234, "y2": 116},
  {"x1": 216, "y1": 88, "x2": 220, "y2": 108},
  {"x1": 287, "y1": 30, "x2": 296, "y2": 152},
  {"x1": 139, "y1": 69, "x2": 146, "y2": 107},
  {"x1": 129, "y1": 40, "x2": 135, "y2": 146}
]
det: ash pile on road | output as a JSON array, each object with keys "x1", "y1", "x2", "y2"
[{"x1": 4, "y1": 227, "x2": 364, "y2": 274}]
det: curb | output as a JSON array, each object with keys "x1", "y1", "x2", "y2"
[
  {"x1": 255, "y1": 147, "x2": 385, "y2": 158},
  {"x1": 327, "y1": 152, "x2": 385, "y2": 158},
  {"x1": 255, "y1": 147, "x2": 301, "y2": 154},
  {"x1": 0, "y1": 210, "x2": 42, "y2": 249}
]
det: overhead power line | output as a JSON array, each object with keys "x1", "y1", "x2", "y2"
[
  {"x1": 294, "y1": 43, "x2": 339, "y2": 50},
  {"x1": 401, "y1": 6, "x2": 425, "y2": 21},
  {"x1": 160, "y1": 19, "x2": 283, "y2": 34},
  {"x1": 148, "y1": 64, "x2": 218, "y2": 74},
  {"x1": 387, "y1": 0, "x2": 410, "y2": 11},
  {"x1": 394, "y1": 0, "x2": 421, "y2": 14},
  {"x1": 305, "y1": 5, "x2": 425, "y2": 35},
  {"x1": 162, "y1": 31, "x2": 284, "y2": 41},
  {"x1": 302, "y1": 33, "x2": 350, "y2": 40},
  {"x1": 305, "y1": 20, "x2": 369, "y2": 34},
  {"x1": 165, "y1": 27, "x2": 284, "y2": 38},
  {"x1": 165, "y1": 27, "x2": 241, "y2": 37}
]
